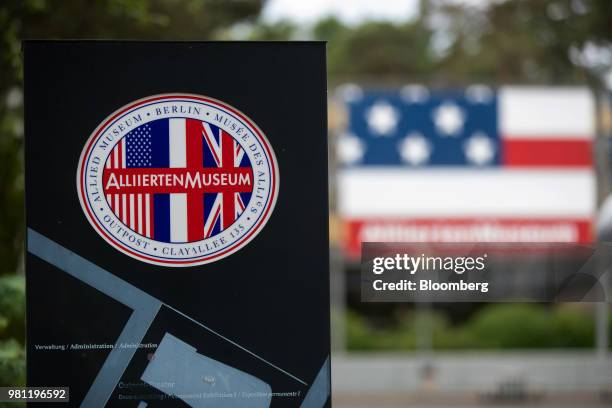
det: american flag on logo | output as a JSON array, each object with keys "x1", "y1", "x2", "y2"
[
  {"x1": 103, "y1": 118, "x2": 253, "y2": 243},
  {"x1": 336, "y1": 86, "x2": 596, "y2": 257}
]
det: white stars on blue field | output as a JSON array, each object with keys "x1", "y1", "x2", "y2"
[
  {"x1": 126, "y1": 124, "x2": 153, "y2": 168},
  {"x1": 337, "y1": 86, "x2": 499, "y2": 167}
]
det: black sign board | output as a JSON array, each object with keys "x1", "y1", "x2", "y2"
[{"x1": 24, "y1": 41, "x2": 330, "y2": 407}]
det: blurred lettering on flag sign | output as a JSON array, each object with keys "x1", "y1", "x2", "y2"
[{"x1": 336, "y1": 85, "x2": 596, "y2": 258}]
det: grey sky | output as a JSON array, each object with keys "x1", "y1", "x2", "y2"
[{"x1": 262, "y1": 0, "x2": 492, "y2": 25}]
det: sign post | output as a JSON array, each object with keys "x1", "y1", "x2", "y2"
[{"x1": 24, "y1": 41, "x2": 330, "y2": 407}]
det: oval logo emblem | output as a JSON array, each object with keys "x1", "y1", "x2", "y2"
[{"x1": 77, "y1": 94, "x2": 279, "y2": 267}]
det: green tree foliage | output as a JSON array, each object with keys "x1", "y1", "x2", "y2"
[
  {"x1": 0, "y1": 91, "x2": 23, "y2": 276},
  {"x1": 347, "y1": 304, "x2": 599, "y2": 351},
  {"x1": 244, "y1": 19, "x2": 298, "y2": 40},
  {"x1": 427, "y1": 0, "x2": 612, "y2": 85},
  {"x1": 313, "y1": 17, "x2": 435, "y2": 84},
  {"x1": 252, "y1": 1, "x2": 612, "y2": 86},
  {"x1": 0, "y1": 275, "x2": 25, "y2": 387}
]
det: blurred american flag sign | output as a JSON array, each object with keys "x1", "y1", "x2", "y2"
[{"x1": 336, "y1": 85, "x2": 596, "y2": 257}]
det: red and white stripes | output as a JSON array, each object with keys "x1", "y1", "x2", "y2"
[
  {"x1": 499, "y1": 87, "x2": 594, "y2": 168},
  {"x1": 105, "y1": 139, "x2": 155, "y2": 238}
]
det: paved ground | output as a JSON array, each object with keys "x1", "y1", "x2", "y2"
[
  {"x1": 330, "y1": 353, "x2": 612, "y2": 406},
  {"x1": 331, "y1": 352, "x2": 612, "y2": 394},
  {"x1": 332, "y1": 391, "x2": 612, "y2": 408}
]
